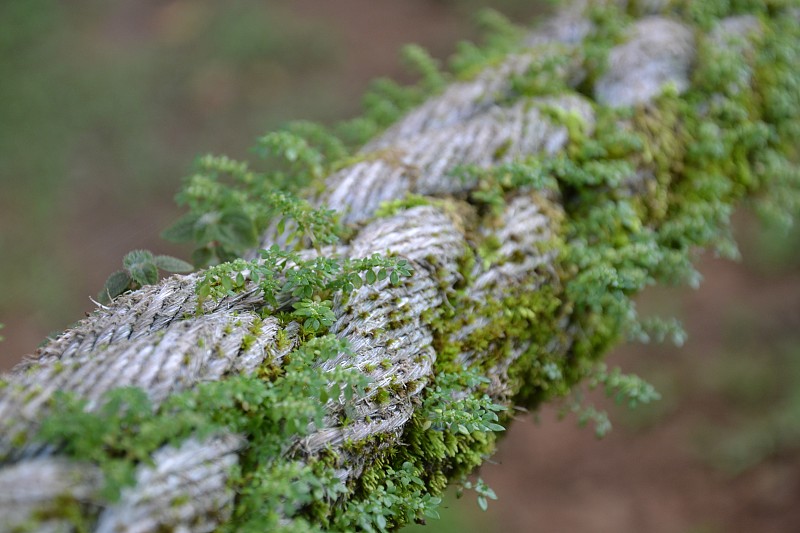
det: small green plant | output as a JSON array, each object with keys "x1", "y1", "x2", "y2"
[
  {"x1": 162, "y1": 153, "x2": 342, "y2": 265},
  {"x1": 420, "y1": 371, "x2": 506, "y2": 435},
  {"x1": 98, "y1": 250, "x2": 193, "y2": 304},
  {"x1": 449, "y1": 9, "x2": 525, "y2": 79},
  {"x1": 36, "y1": 335, "x2": 370, "y2": 513},
  {"x1": 589, "y1": 363, "x2": 662, "y2": 408},
  {"x1": 559, "y1": 365, "x2": 661, "y2": 438},
  {"x1": 334, "y1": 461, "x2": 443, "y2": 531},
  {"x1": 457, "y1": 477, "x2": 498, "y2": 512},
  {"x1": 196, "y1": 244, "x2": 412, "y2": 333}
]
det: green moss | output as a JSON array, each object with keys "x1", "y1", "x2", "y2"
[
  {"x1": 240, "y1": 334, "x2": 257, "y2": 352},
  {"x1": 31, "y1": 494, "x2": 93, "y2": 533}
]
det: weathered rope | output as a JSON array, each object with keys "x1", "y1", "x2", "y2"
[{"x1": 1, "y1": 4, "x2": 775, "y2": 530}]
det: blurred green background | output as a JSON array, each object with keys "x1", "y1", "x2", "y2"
[{"x1": 1, "y1": 1, "x2": 799, "y2": 531}]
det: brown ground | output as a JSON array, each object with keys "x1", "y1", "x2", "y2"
[{"x1": 2, "y1": 3, "x2": 799, "y2": 532}]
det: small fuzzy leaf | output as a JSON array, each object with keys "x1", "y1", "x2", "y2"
[
  {"x1": 123, "y1": 250, "x2": 155, "y2": 271},
  {"x1": 128, "y1": 262, "x2": 158, "y2": 286},
  {"x1": 154, "y1": 255, "x2": 193, "y2": 273},
  {"x1": 99, "y1": 270, "x2": 132, "y2": 303}
]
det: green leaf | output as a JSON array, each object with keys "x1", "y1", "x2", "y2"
[
  {"x1": 365, "y1": 270, "x2": 377, "y2": 284},
  {"x1": 478, "y1": 496, "x2": 488, "y2": 511},
  {"x1": 128, "y1": 262, "x2": 158, "y2": 286},
  {"x1": 123, "y1": 250, "x2": 155, "y2": 271},
  {"x1": 217, "y1": 211, "x2": 258, "y2": 249},
  {"x1": 217, "y1": 212, "x2": 258, "y2": 249},
  {"x1": 123, "y1": 250, "x2": 158, "y2": 285},
  {"x1": 348, "y1": 272, "x2": 363, "y2": 289},
  {"x1": 98, "y1": 270, "x2": 132, "y2": 303},
  {"x1": 160, "y1": 213, "x2": 198, "y2": 243},
  {"x1": 154, "y1": 255, "x2": 193, "y2": 273},
  {"x1": 424, "y1": 508, "x2": 440, "y2": 520}
]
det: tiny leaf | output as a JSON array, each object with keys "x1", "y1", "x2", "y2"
[
  {"x1": 99, "y1": 270, "x2": 133, "y2": 303},
  {"x1": 123, "y1": 250, "x2": 155, "y2": 271},
  {"x1": 128, "y1": 262, "x2": 158, "y2": 286}
]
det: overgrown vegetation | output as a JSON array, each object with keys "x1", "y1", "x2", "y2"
[
  {"x1": 18, "y1": 0, "x2": 800, "y2": 531},
  {"x1": 197, "y1": 246, "x2": 411, "y2": 334}
]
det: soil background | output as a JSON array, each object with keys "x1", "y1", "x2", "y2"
[{"x1": 1, "y1": 2, "x2": 799, "y2": 532}]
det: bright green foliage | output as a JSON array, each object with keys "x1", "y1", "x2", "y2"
[
  {"x1": 34, "y1": 334, "x2": 502, "y2": 531},
  {"x1": 561, "y1": 397, "x2": 613, "y2": 438},
  {"x1": 420, "y1": 372, "x2": 506, "y2": 435},
  {"x1": 254, "y1": 129, "x2": 327, "y2": 191},
  {"x1": 458, "y1": 477, "x2": 498, "y2": 512},
  {"x1": 438, "y1": 0, "x2": 800, "y2": 446},
  {"x1": 333, "y1": 462, "x2": 443, "y2": 532},
  {"x1": 162, "y1": 152, "x2": 342, "y2": 265},
  {"x1": 374, "y1": 194, "x2": 438, "y2": 218},
  {"x1": 36, "y1": 336, "x2": 368, "y2": 523},
  {"x1": 338, "y1": 369, "x2": 506, "y2": 531},
  {"x1": 558, "y1": 362, "x2": 660, "y2": 438},
  {"x1": 292, "y1": 299, "x2": 337, "y2": 334},
  {"x1": 196, "y1": 245, "x2": 412, "y2": 332},
  {"x1": 336, "y1": 79, "x2": 422, "y2": 147},
  {"x1": 588, "y1": 363, "x2": 662, "y2": 408},
  {"x1": 577, "y1": 2, "x2": 631, "y2": 93},
  {"x1": 402, "y1": 44, "x2": 447, "y2": 93},
  {"x1": 98, "y1": 249, "x2": 193, "y2": 304},
  {"x1": 332, "y1": 39, "x2": 453, "y2": 148},
  {"x1": 507, "y1": 46, "x2": 575, "y2": 99},
  {"x1": 449, "y1": 9, "x2": 525, "y2": 79},
  {"x1": 627, "y1": 316, "x2": 687, "y2": 346},
  {"x1": 38, "y1": 386, "x2": 216, "y2": 501}
]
